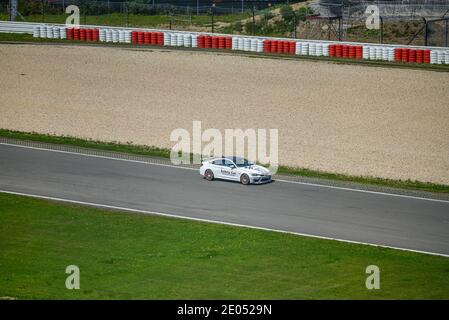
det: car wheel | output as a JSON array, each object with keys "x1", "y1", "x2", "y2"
[
  {"x1": 240, "y1": 174, "x2": 250, "y2": 185},
  {"x1": 204, "y1": 169, "x2": 214, "y2": 181}
]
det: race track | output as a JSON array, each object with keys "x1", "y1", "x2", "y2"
[{"x1": 1, "y1": 143, "x2": 449, "y2": 256}]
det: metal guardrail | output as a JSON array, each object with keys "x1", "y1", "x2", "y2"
[
  {"x1": 1, "y1": 20, "x2": 448, "y2": 51},
  {"x1": 0, "y1": 21, "x2": 37, "y2": 33}
]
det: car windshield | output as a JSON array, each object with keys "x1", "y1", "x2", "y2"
[{"x1": 230, "y1": 157, "x2": 253, "y2": 167}]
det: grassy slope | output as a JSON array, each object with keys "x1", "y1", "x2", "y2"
[
  {"x1": 0, "y1": 12, "x2": 248, "y2": 29},
  {"x1": 1, "y1": 128, "x2": 448, "y2": 194},
  {"x1": 0, "y1": 193, "x2": 448, "y2": 299}
]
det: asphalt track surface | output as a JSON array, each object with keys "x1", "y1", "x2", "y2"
[{"x1": 1, "y1": 143, "x2": 449, "y2": 256}]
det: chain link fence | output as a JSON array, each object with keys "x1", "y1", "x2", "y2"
[
  {"x1": 426, "y1": 17, "x2": 449, "y2": 47},
  {"x1": 297, "y1": 1, "x2": 448, "y2": 46},
  {"x1": 0, "y1": 1, "x2": 291, "y2": 31}
]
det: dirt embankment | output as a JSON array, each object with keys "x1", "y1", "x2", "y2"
[{"x1": 0, "y1": 44, "x2": 448, "y2": 184}]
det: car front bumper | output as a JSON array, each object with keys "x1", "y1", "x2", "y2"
[{"x1": 250, "y1": 175, "x2": 272, "y2": 184}]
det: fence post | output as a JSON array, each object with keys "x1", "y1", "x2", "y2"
[
  {"x1": 125, "y1": 1, "x2": 129, "y2": 27},
  {"x1": 41, "y1": 0, "x2": 44, "y2": 23},
  {"x1": 293, "y1": 11, "x2": 297, "y2": 38},
  {"x1": 108, "y1": 0, "x2": 111, "y2": 23},
  {"x1": 9, "y1": 0, "x2": 18, "y2": 21},
  {"x1": 380, "y1": 16, "x2": 383, "y2": 44},
  {"x1": 83, "y1": 5, "x2": 86, "y2": 25},
  {"x1": 444, "y1": 19, "x2": 449, "y2": 47},
  {"x1": 211, "y1": 7, "x2": 215, "y2": 33},
  {"x1": 338, "y1": 17, "x2": 342, "y2": 41},
  {"x1": 423, "y1": 18, "x2": 428, "y2": 46},
  {"x1": 305, "y1": 7, "x2": 308, "y2": 38},
  {"x1": 252, "y1": 6, "x2": 255, "y2": 36}
]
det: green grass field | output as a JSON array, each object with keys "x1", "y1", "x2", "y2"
[
  {"x1": 0, "y1": 12, "x2": 249, "y2": 29},
  {"x1": 0, "y1": 193, "x2": 448, "y2": 299}
]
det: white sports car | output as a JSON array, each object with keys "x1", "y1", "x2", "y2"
[{"x1": 200, "y1": 157, "x2": 272, "y2": 185}]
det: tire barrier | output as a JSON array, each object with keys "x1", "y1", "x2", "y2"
[
  {"x1": 394, "y1": 48, "x2": 432, "y2": 63},
  {"x1": 192, "y1": 34, "x2": 198, "y2": 48},
  {"x1": 271, "y1": 40, "x2": 296, "y2": 55},
  {"x1": 231, "y1": 36, "x2": 238, "y2": 50},
  {"x1": 163, "y1": 32, "x2": 170, "y2": 46},
  {"x1": 29, "y1": 24, "x2": 449, "y2": 65},
  {"x1": 183, "y1": 34, "x2": 191, "y2": 47},
  {"x1": 170, "y1": 33, "x2": 176, "y2": 46},
  {"x1": 144, "y1": 31, "x2": 150, "y2": 45},
  {"x1": 129, "y1": 30, "x2": 163, "y2": 46},
  {"x1": 326, "y1": 44, "x2": 364, "y2": 59},
  {"x1": 195, "y1": 34, "x2": 232, "y2": 50},
  {"x1": 205, "y1": 35, "x2": 212, "y2": 48},
  {"x1": 430, "y1": 51, "x2": 437, "y2": 64},
  {"x1": 60, "y1": 27, "x2": 66, "y2": 40},
  {"x1": 112, "y1": 30, "x2": 119, "y2": 43},
  {"x1": 323, "y1": 43, "x2": 329, "y2": 56},
  {"x1": 32, "y1": 26, "x2": 39, "y2": 38},
  {"x1": 39, "y1": 25, "x2": 45, "y2": 38},
  {"x1": 118, "y1": 30, "x2": 125, "y2": 43},
  {"x1": 176, "y1": 33, "x2": 183, "y2": 47},
  {"x1": 79, "y1": 28, "x2": 86, "y2": 41},
  {"x1": 58, "y1": 27, "x2": 102, "y2": 43},
  {"x1": 53, "y1": 27, "x2": 60, "y2": 39},
  {"x1": 74, "y1": 28, "x2": 80, "y2": 40},
  {"x1": 237, "y1": 37, "x2": 244, "y2": 50},
  {"x1": 46, "y1": 25, "x2": 53, "y2": 39},
  {"x1": 106, "y1": 29, "x2": 113, "y2": 43},
  {"x1": 34, "y1": 25, "x2": 70, "y2": 41}
]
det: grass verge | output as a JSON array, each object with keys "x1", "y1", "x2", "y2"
[
  {"x1": 0, "y1": 12, "x2": 248, "y2": 29},
  {"x1": 1, "y1": 128, "x2": 448, "y2": 194},
  {"x1": 0, "y1": 192, "x2": 448, "y2": 299}
]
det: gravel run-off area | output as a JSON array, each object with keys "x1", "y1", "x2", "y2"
[{"x1": 1, "y1": 43, "x2": 448, "y2": 184}]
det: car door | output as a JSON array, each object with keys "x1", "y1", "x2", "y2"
[{"x1": 222, "y1": 159, "x2": 240, "y2": 181}]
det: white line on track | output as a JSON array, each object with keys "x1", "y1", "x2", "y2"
[
  {"x1": 1, "y1": 189, "x2": 448, "y2": 258},
  {"x1": 0, "y1": 142, "x2": 198, "y2": 170},
  {"x1": 2, "y1": 142, "x2": 449, "y2": 204}
]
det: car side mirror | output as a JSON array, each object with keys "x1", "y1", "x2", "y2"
[{"x1": 230, "y1": 164, "x2": 236, "y2": 169}]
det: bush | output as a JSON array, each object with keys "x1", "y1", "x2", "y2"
[{"x1": 232, "y1": 20, "x2": 243, "y2": 33}]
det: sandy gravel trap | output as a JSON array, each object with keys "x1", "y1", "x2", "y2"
[{"x1": 0, "y1": 43, "x2": 448, "y2": 184}]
